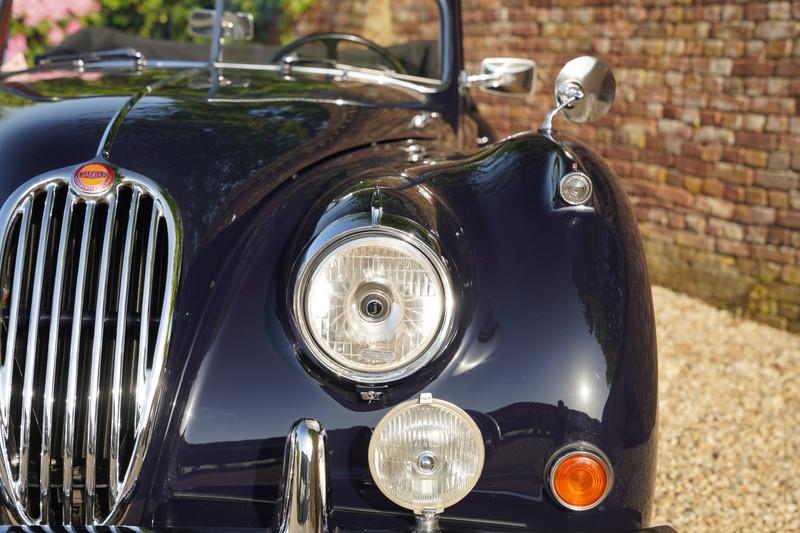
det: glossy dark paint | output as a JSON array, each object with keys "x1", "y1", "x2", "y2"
[
  {"x1": 0, "y1": 9, "x2": 657, "y2": 532},
  {"x1": 127, "y1": 129, "x2": 656, "y2": 531}
]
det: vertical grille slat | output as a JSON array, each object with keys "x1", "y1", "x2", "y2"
[
  {"x1": 85, "y1": 194, "x2": 117, "y2": 524},
  {"x1": 0, "y1": 172, "x2": 180, "y2": 526},
  {"x1": 109, "y1": 189, "x2": 139, "y2": 503},
  {"x1": 1, "y1": 197, "x2": 33, "y2": 439},
  {"x1": 40, "y1": 192, "x2": 74, "y2": 521},
  {"x1": 136, "y1": 205, "x2": 158, "y2": 430},
  {"x1": 62, "y1": 200, "x2": 95, "y2": 523},
  {"x1": 19, "y1": 184, "x2": 56, "y2": 510}
]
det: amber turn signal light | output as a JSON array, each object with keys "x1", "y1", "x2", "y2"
[{"x1": 546, "y1": 444, "x2": 613, "y2": 511}]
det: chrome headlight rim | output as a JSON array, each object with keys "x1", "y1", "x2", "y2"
[{"x1": 293, "y1": 218, "x2": 456, "y2": 384}]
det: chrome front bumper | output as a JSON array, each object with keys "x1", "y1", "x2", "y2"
[
  {"x1": 268, "y1": 419, "x2": 678, "y2": 533},
  {"x1": 0, "y1": 418, "x2": 679, "y2": 532}
]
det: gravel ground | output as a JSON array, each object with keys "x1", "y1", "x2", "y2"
[{"x1": 650, "y1": 286, "x2": 800, "y2": 532}]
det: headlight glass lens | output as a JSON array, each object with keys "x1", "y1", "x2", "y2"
[
  {"x1": 368, "y1": 396, "x2": 485, "y2": 512},
  {"x1": 300, "y1": 232, "x2": 449, "y2": 379}
]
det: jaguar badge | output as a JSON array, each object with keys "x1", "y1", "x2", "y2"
[{"x1": 72, "y1": 162, "x2": 115, "y2": 195}]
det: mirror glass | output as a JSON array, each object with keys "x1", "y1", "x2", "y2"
[
  {"x1": 189, "y1": 8, "x2": 254, "y2": 41},
  {"x1": 554, "y1": 56, "x2": 615, "y2": 123},
  {"x1": 477, "y1": 58, "x2": 536, "y2": 98}
]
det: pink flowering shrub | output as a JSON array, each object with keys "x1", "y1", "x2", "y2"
[{"x1": 3, "y1": 0, "x2": 100, "y2": 70}]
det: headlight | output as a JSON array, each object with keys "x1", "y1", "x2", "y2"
[
  {"x1": 368, "y1": 394, "x2": 485, "y2": 513},
  {"x1": 294, "y1": 223, "x2": 454, "y2": 383}
]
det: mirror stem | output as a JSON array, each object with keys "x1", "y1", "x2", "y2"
[
  {"x1": 540, "y1": 83, "x2": 584, "y2": 133},
  {"x1": 209, "y1": 0, "x2": 225, "y2": 63}
]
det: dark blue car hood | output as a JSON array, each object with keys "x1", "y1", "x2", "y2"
[{"x1": 0, "y1": 66, "x2": 453, "y2": 261}]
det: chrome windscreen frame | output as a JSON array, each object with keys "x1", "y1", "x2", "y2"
[
  {"x1": 292, "y1": 213, "x2": 456, "y2": 384},
  {"x1": 206, "y1": 0, "x2": 454, "y2": 89},
  {"x1": 0, "y1": 0, "x2": 456, "y2": 97},
  {"x1": 0, "y1": 164, "x2": 182, "y2": 525}
]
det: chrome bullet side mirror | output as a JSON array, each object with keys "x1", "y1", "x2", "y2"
[
  {"x1": 542, "y1": 56, "x2": 616, "y2": 131},
  {"x1": 189, "y1": 8, "x2": 255, "y2": 41},
  {"x1": 467, "y1": 58, "x2": 536, "y2": 98}
]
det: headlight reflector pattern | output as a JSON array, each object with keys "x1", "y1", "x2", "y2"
[
  {"x1": 368, "y1": 395, "x2": 484, "y2": 513},
  {"x1": 295, "y1": 228, "x2": 453, "y2": 382}
]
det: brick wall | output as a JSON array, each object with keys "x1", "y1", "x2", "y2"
[
  {"x1": 462, "y1": 0, "x2": 800, "y2": 332},
  {"x1": 293, "y1": 0, "x2": 800, "y2": 331},
  {"x1": 296, "y1": 0, "x2": 440, "y2": 47}
]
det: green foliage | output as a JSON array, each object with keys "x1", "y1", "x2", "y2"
[
  {"x1": 92, "y1": 0, "x2": 214, "y2": 41},
  {"x1": 7, "y1": 0, "x2": 317, "y2": 66}
]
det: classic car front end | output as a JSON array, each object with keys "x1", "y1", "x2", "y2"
[{"x1": 0, "y1": 1, "x2": 672, "y2": 531}]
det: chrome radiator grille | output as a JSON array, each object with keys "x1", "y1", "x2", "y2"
[{"x1": 0, "y1": 168, "x2": 180, "y2": 525}]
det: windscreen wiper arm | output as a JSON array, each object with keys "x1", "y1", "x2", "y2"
[
  {"x1": 277, "y1": 53, "x2": 396, "y2": 79},
  {"x1": 36, "y1": 47, "x2": 144, "y2": 67}
]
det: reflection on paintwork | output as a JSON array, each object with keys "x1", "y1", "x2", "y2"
[{"x1": 0, "y1": 58, "x2": 656, "y2": 530}]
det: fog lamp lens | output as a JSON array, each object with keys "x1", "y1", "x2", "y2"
[
  {"x1": 548, "y1": 445, "x2": 612, "y2": 511},
  {"x1": 559, "y1": 172, "x2": 593, "y2": 205},
  {"x1": 368, "y1": 394, "x2": 484, "y2": 513}
]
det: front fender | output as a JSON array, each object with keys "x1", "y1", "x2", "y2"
[{"x1": 139, "y1": 132, "x2": 657, "y2": 531}]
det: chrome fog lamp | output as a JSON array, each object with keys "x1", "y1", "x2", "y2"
[
  {"x1": 294, "y1": 223, "x2": 454, "y2": 383},
  {"x1": 368, "y1": 394, "x2": 485, "y2": 516}
]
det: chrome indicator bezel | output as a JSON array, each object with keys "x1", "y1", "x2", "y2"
[{"x1": 544, "y1": 441, "x2": 614, "y2": 511}]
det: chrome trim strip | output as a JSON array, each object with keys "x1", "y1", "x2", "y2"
[
  {"x1": 18, "y1": 185, "x2": 55, "y2": 507},
  {"x1": 212, "y1": 61, "x2": 440, "y2": 95},
  {"x1": 102, "y1": 169, "x2": 182, "y2": 526},
  {"x1": 84, "y1": 193, "x2": 117, "y2": 524},
  {"x1": 109, "y1": 189, "x2": 140, "y2": 501},
  {"x1": 96, "y1": 68, "x2": 202, "y2": 160},
  {"x1": 275, "y1": 419, "x2": 331, "y2": 533},
  {"x1": 210, "y1": 0, "x2": 224, "y2": 63},
  {"x1": 63, "y1": 199, "x2": 95, "y2": 523},
  {"x1": 3, "y1": 196, "x2": 32, "y2": 510},
  {"x1": 172, "y1": 491, "x2": 277, "y2": 505},
  {"x1": 40, "y1": 192, "x2": 74, "y2": 521},
  {"x1": 136, "y1": 204, "x2": 158, "y2": 429},
  {"x1": 1, "y1": 195, "x2": 32, "y2": 433}
]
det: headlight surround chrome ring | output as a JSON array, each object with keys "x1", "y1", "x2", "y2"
[{"x1": 293, "y1": 218, "x2": 455, "y2": 383}]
